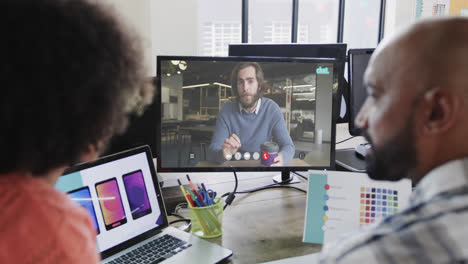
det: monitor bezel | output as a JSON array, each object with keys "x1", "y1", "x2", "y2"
[
  {"x1": 347, "y1": 48, "x2": 374, "y2": 136},
  {"x1": 156, "y1": 55, "x2": 339, "y2": 174}
]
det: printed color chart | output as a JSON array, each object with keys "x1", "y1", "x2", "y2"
[
  {"x1": 359, "y1": 187, "x2": 399, "y2": 226},
  {"x1": 303, "y1": 170, "x2": 411, "y2": 244}
]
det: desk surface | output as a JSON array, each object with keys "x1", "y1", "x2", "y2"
[
  {"x1": 160, "y1": 123, "x2": 365, "y2": 263},
  {"x1": 334, "y1": 124, "x2": 368, "y2": 172},
  {"x1": 165, "y1": 171, "x2": 322, "y2": 264}
]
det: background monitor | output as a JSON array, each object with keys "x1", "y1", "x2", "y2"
[
  {"x1": 228, "y1": 43, "x2": 348, "y2": 124},
  {"x1": 348, "y1": 49, "x2": 374, "y2": 136},
  {"x1": 156, "y1": 55, "x2": 338, "y2": 182}
]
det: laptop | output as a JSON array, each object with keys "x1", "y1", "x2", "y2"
[{"x1": 56, "y1": 145, "x2": 232, "y2": 263}]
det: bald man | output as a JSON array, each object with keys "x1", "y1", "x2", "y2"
[{"x1": 318, "y1": 17, "x2": 468, "y2": 263}]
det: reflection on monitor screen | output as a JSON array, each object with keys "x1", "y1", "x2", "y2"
[{"x1": 156, "y1": 56, "x2": 337, "y2": 172}]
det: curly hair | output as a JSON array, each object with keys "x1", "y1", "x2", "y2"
[
  {"x1": 230, "y1": 62, "x2": 265, "y2": 97},
  {"x1": 0, "y1": 0, "x2": 152, "y2": 175}
]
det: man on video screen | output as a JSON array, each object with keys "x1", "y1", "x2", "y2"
[{"x1": 207, "y1": 62, "x2": 295, "y2": 166}]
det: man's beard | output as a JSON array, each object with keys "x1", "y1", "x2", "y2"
[
  {"x1": 238, "y1": 90, "x2": 261, "y2": 110},
  {"x1": 363, "y1": 116, "x2": 418, "y2": 182}
]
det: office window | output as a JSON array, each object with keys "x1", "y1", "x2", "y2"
[
  {"x1": 264, "y1": 22, "x2": 291, "y2": 43},
  {"x1": 297, "y1": 0, "x2": 339, "y2": 43},
  {"x1": 343, "y1": 0, "x2": 381, "y2": 49},
  {"x1": 151, "y1": 0, "x2": 241, "y2": 59},
  {"x1": 202, "y1": 22, "x2": 242, "y2": 56},
  {"x1": 298, "y1": 24, "x2": 310, "y2": 43},
  {"x1": 197, "y1": 0, "x2": 243, "y2": 56},
  {"x1": 249, "y1": 0, "x2": 293, "y2": 43},
  {"x1": 263, "y1": 22, "x2": 310, "y2": 43}
]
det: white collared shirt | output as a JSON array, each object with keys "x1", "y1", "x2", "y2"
[{"x1": 239, "y1": 98, "x2": 261, "y2": 115}]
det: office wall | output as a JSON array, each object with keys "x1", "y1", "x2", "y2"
[
  {"x1": 101, "y1": 1, "x2": 200, "y2": 76},
  {"x1": 151, "y1": 1, "x2": 198, "y2": 76},
  {"x1": 102, "y1": 0, "x2": 199, "y2": 76},
  {"x1": 101, "y1": 0, "x2": 199, "y2": 76},
  {"x1": 101, "y1": 0, "x2": 152, "y2": 76}
]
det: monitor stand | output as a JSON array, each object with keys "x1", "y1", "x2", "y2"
[{"x1": 272, "y1": 171, "x2": 300, "y2": 184}]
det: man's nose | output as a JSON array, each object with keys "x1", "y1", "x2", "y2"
[
  {"x1": 238, "y1": 81, "x2": 246, "y2": 90},
  {"x1": 355, "y1": 99, "x2": 370, "y2": 130},
  {"x1": 240, "y1": 82, "x2": 251, "y2": 91}
]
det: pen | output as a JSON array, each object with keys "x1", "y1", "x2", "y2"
[
  {"x1": 201, "y1": 183, "x2": 208, "y2": 193},
  {"x1": 188, "y1": 189, "x2": 202, "y2": 207},
  {"x1": 186, "y1": 174, "x2": 197, "y2": 193},
  {"x1": 178, "y1": 178, "x2": 194, "y2": 207},
  {"x1": 186, "y1": 193, "x2": 195, "y2": 207},
  {"x1": 177, "y1": 179, "x2": 187, "y2": 196},
  {"x1": 196, "y1": 190, "x2": 206, "y2": 207},
  {"x1": 194, "y1": 197, "x2": 203, "y2": 207}
]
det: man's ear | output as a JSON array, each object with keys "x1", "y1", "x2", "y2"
[{"x1": 420, "y1": 87, "x2": 461, "y2": 135}]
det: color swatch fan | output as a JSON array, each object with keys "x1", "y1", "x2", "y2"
[{"x1": 303, "y1": 170, "x2": 412, "y2": 244}]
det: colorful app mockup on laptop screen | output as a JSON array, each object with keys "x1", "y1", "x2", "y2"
[{"x1": 56, "y1": 151, "x2": 163, "y2": 252}]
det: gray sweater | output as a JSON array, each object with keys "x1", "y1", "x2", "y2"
[{"x1": 207, "y1": 98, "x2": 295, "y2": 164}]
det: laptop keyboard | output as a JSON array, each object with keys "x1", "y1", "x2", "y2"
[{"x1": 107, "y1": 234, "x2": 192, "y2": 264}]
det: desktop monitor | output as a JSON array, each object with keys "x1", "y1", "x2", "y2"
[
  {"x1": 228, "y1": 43, "x2": 348, "y2": 124},
  {"x1": 348, "y1": 49, "x2": 374, "y2": 136},
  {"x1": 156, "y1": 55, "x2": 338, "y2": 182}
]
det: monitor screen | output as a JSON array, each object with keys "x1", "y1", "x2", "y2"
[
  {"x1": 156, "y1": 56, "x2": 337, "y2": 173},
  {"x1": 348, "y1": 49, "x2": 374, "y2": 136},
  {"x1": 228, "y1": 43, "x2": 348, "y2": 123}
]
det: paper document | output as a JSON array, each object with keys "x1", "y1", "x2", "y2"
[{"x1": 303, "y1": 170, "x2": 412, "y2": 244}]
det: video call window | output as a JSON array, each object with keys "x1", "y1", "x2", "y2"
[{"x1": 158, "y1": 56, "x2": 336, "y2": 170}]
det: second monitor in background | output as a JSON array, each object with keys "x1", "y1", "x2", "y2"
[
  {"x1": 335, "y1": 48, "x2": 374, "y2": 172},
  {"x1": 348, "y1": 49, "x2": 374, "y2": 137}
]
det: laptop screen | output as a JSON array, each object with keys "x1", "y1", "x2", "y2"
[{"x1": 55, "y1": 146, "x2": 166, "y2": 254}]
